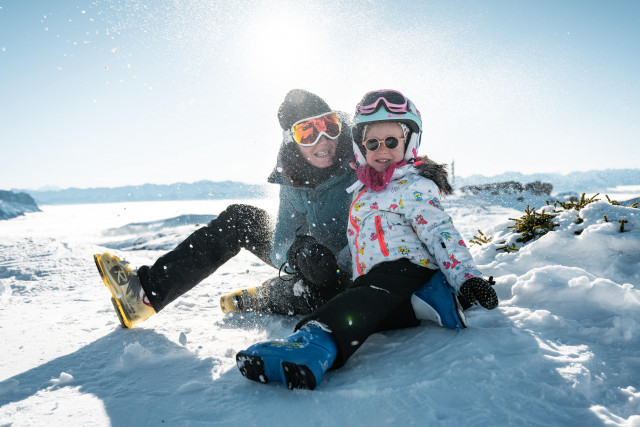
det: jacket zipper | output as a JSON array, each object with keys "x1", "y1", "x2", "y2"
[
  {"x1": 349, "y1": 188, "x2": 368, "y2": 275},
  {"x1": 374, "y1": 215, "x2": 389, "y2": 256}
]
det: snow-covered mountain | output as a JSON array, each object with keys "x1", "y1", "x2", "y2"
[
  {"x1": 0, "y1": 191, "x2": 41, "y2": 220},
  {"x1": 455, "y1": 168, "x2": 640, "y2": 194},
  {"x1": 11, "y1": 168, "x2": 640, "y2": 206},
  {"x1": 18, "y1": 180, "x2": 270, "y2": 205},
  {"x1": 1, "y1": 195, "x2": 638, "y2": 425}
]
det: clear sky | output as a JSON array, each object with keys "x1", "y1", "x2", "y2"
[{"x1": 1, "y1": 0, "x2": 639, "y2": 190}]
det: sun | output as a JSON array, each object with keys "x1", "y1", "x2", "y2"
[{"x1": 239, "y1": 5, "x2": 329, "y2": 84}]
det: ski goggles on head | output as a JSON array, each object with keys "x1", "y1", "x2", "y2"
[
  {"x1": 358, "y1": 90, "x2": 408, "y2": 115},
  {"x1": 290, "y1": 112, "x2": 342, "y2": 146},
  {"x1": 363, "y1": 136, "x2": 407, "y2": 151}
]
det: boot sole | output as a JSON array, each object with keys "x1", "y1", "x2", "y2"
[
  {"x1": 452, "y1": 293, "x2": 467, "y2": 329},
  {"x1": 94, "y1": 254, "x2": 133, "y2": 328},
  {"x1": 110, "y1": 297, "x2": 128, "y2": 328},
  {"x1": 236, "y1": 352, "x2": 317, "y2": 390},
  {"x1": 282, "y1": 361, "x2": 316, "y2": 390},
  {"x1": 236, "y1": 352, "x2": 268, "y2": 384}
]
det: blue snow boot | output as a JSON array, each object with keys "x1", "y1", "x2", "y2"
[
  {"x1": 411, "y1": 271, "x2": 467, "y2": 329},
  {"x1": 236, "y1": 323, "x2": 337, "y2": 390}
]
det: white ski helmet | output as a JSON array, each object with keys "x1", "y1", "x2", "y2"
[{"x1": 351, "y1": 89, "x2": 422, "y2": 166}]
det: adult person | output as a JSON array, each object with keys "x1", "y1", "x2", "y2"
[{"x1": 94, "y1": 89, "x2": 357, "y2": 328}]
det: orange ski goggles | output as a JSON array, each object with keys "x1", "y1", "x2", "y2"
[{"x1": 291, "y1": 112, "x2": 341, "y2": 146}]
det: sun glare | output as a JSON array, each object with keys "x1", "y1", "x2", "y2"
[{"x1": 240, "y1": 5, "x2": 329, "y2": 85}]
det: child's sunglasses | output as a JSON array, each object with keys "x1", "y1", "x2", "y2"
[
  {"x1": 358, "y1": 90, "x2": 408, "y2": 115},
  {"x1": 363, "y1": 136, "x2": 407, "y2": 151},
  {"x1": 291, "y1": 112, "x2": 341, "y2": 146}
]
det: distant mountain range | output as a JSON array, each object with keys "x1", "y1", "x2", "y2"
[
  {"x1": 6, "y1": 169, "x2": 640, "y2": 207},
  {"x1": 18, "y1": 180, "x2": 270, "y2": 205},
  {"x1": 455, "y1": 168, "x2": 640, "y2": 194}
]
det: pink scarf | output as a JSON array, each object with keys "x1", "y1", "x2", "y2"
[{"x1": 356, "y1": 161, "x2": 407, "y2": 192}]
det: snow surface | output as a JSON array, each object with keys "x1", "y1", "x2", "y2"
[{"x1": 1, "y1": 195, "x2": 639, "y2": 426}]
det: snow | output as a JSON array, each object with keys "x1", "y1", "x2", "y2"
[{"x1": 1, "y1": 195, "x2": 639, "y2": 426}]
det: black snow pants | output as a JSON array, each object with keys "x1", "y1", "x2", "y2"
[
  {"x1": 296, "y1": 259, "x2": 433, "y2": 368},
  {"x1": 138, "y1": 204, "x2": 346, "y2": 316}
]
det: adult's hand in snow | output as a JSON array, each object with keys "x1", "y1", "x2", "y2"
[
  {"x1": 459, "y1": 277, "x2": 499, "y2": 310},
  {"x1": 287, "y1": 235, "x2": 340, "y2": 287}
]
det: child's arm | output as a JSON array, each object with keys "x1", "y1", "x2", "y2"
[{"x1": 402, "y1": 179, "x2": 482, "y2": 290}]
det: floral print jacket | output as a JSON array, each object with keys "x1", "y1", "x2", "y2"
[{"x1": 347, "y1": 165, "x2": 482, "y2": 289}]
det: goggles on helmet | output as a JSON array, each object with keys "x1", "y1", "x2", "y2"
[
  {"x1": 358, "y1": 90, "x2": 408, "y2": 115},
  {"x1": 290, "y1": 112, "x2": 341, "y2": 146}
]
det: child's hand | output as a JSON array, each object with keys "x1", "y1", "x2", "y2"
[{"x1": 459, "y1": 277, "x2": 498, "y2": 310}]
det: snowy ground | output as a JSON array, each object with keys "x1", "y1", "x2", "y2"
[{"x1": 1, "y1": 194, "x2": 639, "y2": 426}]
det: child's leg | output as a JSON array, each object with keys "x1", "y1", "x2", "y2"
[
  {"x1": 296, "y1": 259, "x2": 434, "y2": 368},
  {"x1": 376, "y1": 299, "x2": 420, "y2": 331},
  {"x1": 411, "y1": 270, "x2": 467, "y2": 329},
  {"x1": 236, "y1": 260, "x2": 432, "y2": 389},
  {"x1": 376, "y1": 271, "x2": 468, "y2": 331}
]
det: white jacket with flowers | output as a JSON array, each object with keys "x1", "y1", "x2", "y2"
[{"x1": 347, "y1": 164, "x2": 482, "y2": 290}]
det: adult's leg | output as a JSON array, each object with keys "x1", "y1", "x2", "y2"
[
  {"x1": 223, "y1": 237, "x2": 350, "y2": 317},
  {"x1": 296, "y1": 259, "x2": 434, "y2": 368},
  {"x1": 138, "y1": 204, "x2": 273, "y2": 311},
  {"x1": 257, "y1": 272, "x2": 349, "y2": 316}
]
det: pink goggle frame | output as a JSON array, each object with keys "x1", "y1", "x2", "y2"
[{"x1": 358, "y1": 89, "x2": 408, "y2": 115}]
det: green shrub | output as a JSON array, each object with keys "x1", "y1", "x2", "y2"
[
  {"x1": 507, "y1": 205, "x2": 559, "y2": 244},
  {"x1": 469, "y1": 229, "x2": 492, "y2": 247}
]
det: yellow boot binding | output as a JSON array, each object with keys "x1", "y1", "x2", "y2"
[
  {"x1": 94, "y1": 252, "x2": 156, "y2": 328},
  {"x1": 220, "y1": 286, "x2": 269, "y2": 314}
]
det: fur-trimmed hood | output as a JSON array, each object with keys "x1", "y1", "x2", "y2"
[{"x1": 415, "y1": 156, "x2": 453, "y2": 196}]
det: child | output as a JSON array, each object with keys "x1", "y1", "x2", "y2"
[{"x1": 235, "y1": 89, "x2": 498, "y2": 390}]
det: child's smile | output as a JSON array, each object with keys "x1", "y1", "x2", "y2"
[{"x1": 363, "y1": 122, "x2": 406, "y2": 173}]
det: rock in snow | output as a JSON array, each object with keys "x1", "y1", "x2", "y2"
[{"x1": 0, "y1": 190, "x2": 41, "y2": 220}]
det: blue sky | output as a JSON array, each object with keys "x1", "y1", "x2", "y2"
[{"x1": 1, "y1": 0, "x2": 639, "y2": 190}]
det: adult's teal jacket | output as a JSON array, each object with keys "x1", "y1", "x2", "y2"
[
  {"x1": 268, "y1": 161, "x2": 356, "y2": 270},
  {"x1": 267, "y1": 113, "x2": 356, "y2": 272}
]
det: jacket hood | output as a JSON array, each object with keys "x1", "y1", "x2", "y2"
[{"x1": 415, "y1": 156, "x2": 453, "y2": 195}]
